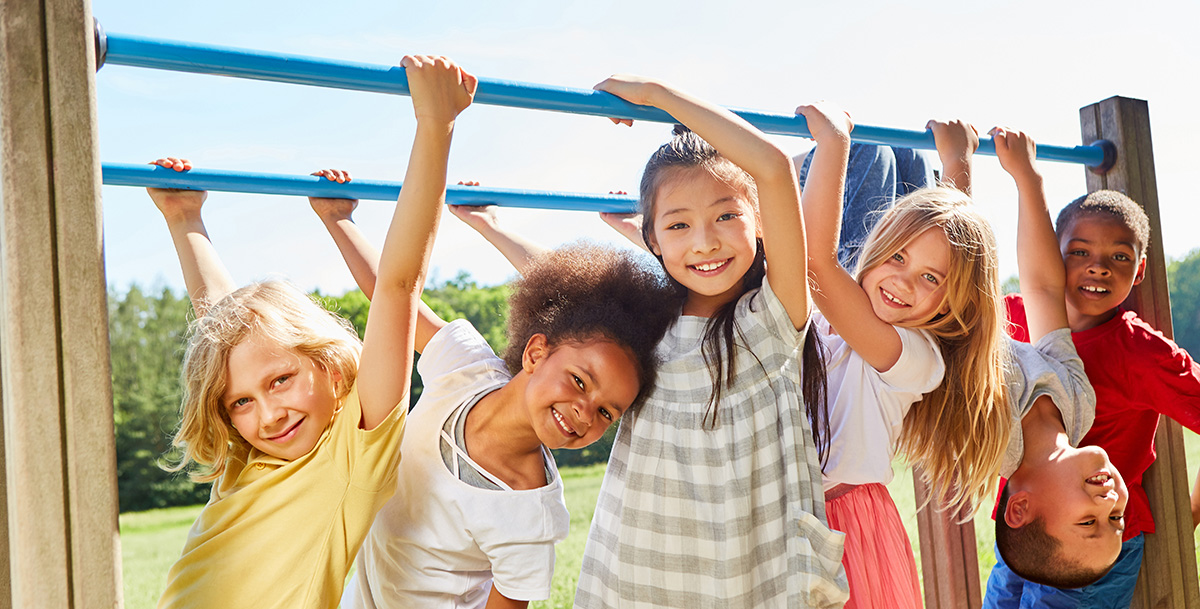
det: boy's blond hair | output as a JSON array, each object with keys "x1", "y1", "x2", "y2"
[
  {"x1": 167, "y1": 281, "x2": 361, "y2": 482},
  {"x1": 856, "y1": 187, "x2": 1011, "y2": 515}
]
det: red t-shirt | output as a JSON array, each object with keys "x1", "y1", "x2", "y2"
[{"x1": 1001, "y1": 293, "x2": 1200, "y2": 540}]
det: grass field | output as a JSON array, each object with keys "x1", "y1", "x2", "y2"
[{"x1": 120, "y1": 440, "x2": 1200, "y2": 608}]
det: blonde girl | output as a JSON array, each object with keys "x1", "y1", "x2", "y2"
[{"x1": 150, "y1": 56, "x2": 475, "y2": 609}]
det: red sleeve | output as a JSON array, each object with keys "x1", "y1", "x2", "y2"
[
  {"x1": 1003, "y1": 293, "x2": 1031, "y2": 343},
  {"x1": 1132, "y1": 318, "x2": 1200, "y2": 433}
]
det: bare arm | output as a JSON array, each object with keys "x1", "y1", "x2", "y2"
[
  {"x1": 928, "y1": 119, "x2": 979, "y2": 195},
  {"x1": 797, "y1": 105, "x2": 913, "y2": 370},
  {"x1": 448, "y1": 203, "x2": 549, "y2": 274},
  {"x1": 595, "y1": 76, "x2": 811, "y2": 328},
  {"x1": 356, "y1": 56, "x2": 477, "y2": 430},
  {"x1": 146, "y1": 157, "x2": 236, "y2": 318},
  {"x1": 1192, "y1": 461, "x2": 1200, "y2": 529},
  {"x1": 992, "y1": 127, "x2": 1067, "y2": 342},
  {"x1": 309, "y1": 172, "x2": 447, "y2": 352},
  {"x1": 484, "y1": 587, "x2": 528, "y2": 609},
  {"x1": 598, "y1": 210, "x2": 650, "y2": 253}
]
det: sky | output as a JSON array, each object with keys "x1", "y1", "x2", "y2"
[{"x1": 95, "y1": 0, "x2": 1200, "y2": 295}]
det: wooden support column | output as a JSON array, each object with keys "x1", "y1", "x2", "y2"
[
  {"x1": 0, "y1": 0, "x2": 122, "y2": 608},
  {"x1": 1080, "y1": 96, "x2": 1200, "y2": 609},
  {"x1": 913, "y1": 472, "x2": 981, "y2": 609}
]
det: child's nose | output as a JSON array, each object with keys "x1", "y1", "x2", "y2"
[
  {"x1": 572, "y1": 400, "x2": 595, "y2": 429},
  {"x1": 1087, "y1": 260, "x2": 1111, "y2": 276},
  {"x1": 691, "y1": 225, "x2": 719, "y2": 253}
]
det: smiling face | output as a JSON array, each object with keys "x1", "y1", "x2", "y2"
[
  {"x1": 859, "y1": 227, "x2": 953, "y2": 326},
  {"x1": 1060, "y1": 214, "x2": 1146, "y2": 331},
  {"x1": 221, "y1": 336, "x2": 341, "y2": 461},
  {"x1": 522, "y1": 334, "x2": 640, "y2": 450},
  {"x1": 1006, "y1": 443, "x2": 1128, "y2": 574},
  {"x1": 647, "y1": 168, "x2": 759, "y2": 317}
]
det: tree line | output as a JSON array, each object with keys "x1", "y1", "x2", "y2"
[{"x1": 110, "y1": 251, "x2": 1200, "y2": 512}]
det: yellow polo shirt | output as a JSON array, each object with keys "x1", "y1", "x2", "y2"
[{"x1": 158, "y1": 383, "x2": 406, "y2": 609}]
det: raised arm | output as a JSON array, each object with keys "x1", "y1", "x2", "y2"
[
  {"x1": 308, "y1": 173, "x2": 447, "y2": 352},
  {"x1": 992, "y1": 127, "x2": 1067, "y2": 342},
  {"x1": 797, "y1": 104, "x2": 921, "y2": 370},
  {"x1": 598, "y1": 210, "x2": 650, "y2": 253},
  {"x1": 595, "y1": 76, "x2": 812, "y2": 328},
  {"x1": 146, "y1": 157, "x2": 237, "y2": 318},
  {"x1": 356, "y1": 56, "x2": 476, "y2": 429},
  {"x1": 928, "y1": 119, "x2": 979, "y2": 195},
  {"x1": 447, "y1": 203, "x2": 549, "y2": 274}
]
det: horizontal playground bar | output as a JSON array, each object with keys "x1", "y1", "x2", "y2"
[
  {"x1": 101, "y1": 163, "x2": 640, "y2": 213},
  {"x1": 98, "y1": 31, "x2": 1109, "y2": 167}
]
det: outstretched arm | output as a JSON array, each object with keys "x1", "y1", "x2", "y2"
[
  {"x1": 992, "y1": 127, "x2": 1067, "y2": 342},
  {"x1": 797, "y1": 104, "x2": 916, "y2": 370},
  {"x1": 309, "y1": 172, "x2": 446, "y2": 352},
  {"x1": 447, "y1": 203, "x2": 549, "y2": 274},
  {"x1": 146, "y1": 157, "x2": 236, "y2": 318},
  {"x1": 928, "y1": 119, "x2": 979, "y2": 195},
  {"x1": 595, "y1": 76, "x2": 812, "y2": 328},
  {"x1": 598, "y1": 208, "x2": 650, "y2": 253},
  {"x1": 357, "y1": 56, "x2": 476, "y2": 429}
]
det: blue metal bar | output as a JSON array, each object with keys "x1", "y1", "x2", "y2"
[
  {"x1": 101, "y1": 163, "x2": 639, "y2": 213},
  {"x1": 99, "y1": 31, "x2": 1107, "y2": 167}
]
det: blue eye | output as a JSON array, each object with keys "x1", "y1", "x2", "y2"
[
  {"x1": 273, "y1": 375, "x2": 291, "y2": 388},
  {"x1": 230, "y1": 397, "x2": 251, "y2": 411}
]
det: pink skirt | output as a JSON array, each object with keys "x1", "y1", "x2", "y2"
[{"x1": 826, "y1": 483, "x2": 923, "y2": 609}]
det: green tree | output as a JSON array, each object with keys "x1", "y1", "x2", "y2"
[
  {"x1": 109, "y1": 284, "x2": 210, "y2": 511},
  {"x1": 1169, "y1": 249, "x2": 1200, "y2": 355}
]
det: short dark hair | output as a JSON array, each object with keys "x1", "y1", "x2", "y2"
[
  {"x1": 994, "y1": 484, "x2": 1111, "y2": 588},
  {"x1": 504, "y1": 242, "x2": 681, "y2": 408},
  {"x1": 1055, "y1": 190, "x2": 1150, "y2": 258}
]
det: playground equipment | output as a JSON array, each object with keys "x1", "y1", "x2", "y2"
[{"x1": 0, "y1": 8, "x2": 1193, "y2": 608}]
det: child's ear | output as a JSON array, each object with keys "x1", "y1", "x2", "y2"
[
  {"x1": 1003, "y1": 490, "x2": 1034, "y2": 528},
  {"x1": 522, "y1": 334, "x2": 550, "y2": 373},
  {"x1": 1133, "y1": 256, "x2": 1147, "y2": 286}
]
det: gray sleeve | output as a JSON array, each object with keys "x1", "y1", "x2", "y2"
[{"x1": 999, "y1": 329, "x2": 1097, "y2": 477}]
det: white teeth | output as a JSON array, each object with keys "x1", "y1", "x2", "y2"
[
  {"x1": 882, "y1": 289, "x2": 907, "y2": 306},
  {"x1": 1087, "y1": 473, "x2": 1111, "y2": 484},
  {"x1": 1082, "y1": 286, "x2": 1109, "y2": 293},
  {"x1": 552, "y1": 409, "x2": 577, "y2": 435},
  {"x1": 693, "y1": 260, "x2": 726, "y2": 272}
]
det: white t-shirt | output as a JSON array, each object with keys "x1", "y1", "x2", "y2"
[
  {"x1": 1000, "y1": 329, "x2": 1096, "y2": 477},
  {"x1": 342, "y1": 320, "x2": 570, "y2": 608},
  {"x1": 816, "y1": 312, "x2": 945, "y2": 490}
]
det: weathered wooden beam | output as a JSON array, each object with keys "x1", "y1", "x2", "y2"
[
  {"x1": 1080, "y1": 96, "x2": 1200, "y2": 609},
  {"x1": 0, "y1": 0, "x2": 121, "y2": 607},
  {"x1": 914, "y1": 472, "x2": 981, "y2": 609}
]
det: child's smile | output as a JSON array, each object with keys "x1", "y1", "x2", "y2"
[
  {"x1": 860, "y1": 227, "x2": 952, "y2": 326},
  {"x1": 1060, "y1": 214, "x2": 1146, "y2": 331},
  {"x1": 648, "y1": 169, "x2": 759, "y2": 317},
  {"x1": 222, "y1": 336, "x2": 341, "y2": 461}
]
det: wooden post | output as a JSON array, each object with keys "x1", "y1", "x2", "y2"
[
  {"x1": 913, "y1": 472, "x2": 981, "y2": 609},
  {"x1": 1080, "y1": 96, "x2": 1200, "y2": 609},
  {"x1": 0, "y1": 0, "x2": 122, "y2": 608}
]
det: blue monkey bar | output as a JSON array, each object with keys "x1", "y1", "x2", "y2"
[
  {"x1": 97, "y1": 30, "x2": 1113, "y2": 169},
  {"x1": 102, "y1": 163, "x2": 639, "y2": 213}
]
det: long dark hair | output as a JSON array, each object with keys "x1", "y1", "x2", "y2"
[{"x1": 638, "y1": 126, "x2": 830, "y2": 464}]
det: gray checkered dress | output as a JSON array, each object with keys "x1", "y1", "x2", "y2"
[{"x1": 575, "y1": 279, "x2": 849, "y2": 609}]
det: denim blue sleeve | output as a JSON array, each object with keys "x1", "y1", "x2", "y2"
[{"x1": 799, "y1": 143, "x2": 933, "y2": 270}]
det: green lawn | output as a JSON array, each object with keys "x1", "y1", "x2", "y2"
[{"x1": 120, "y1": 440, "x2": 1200, "y2": 608}]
